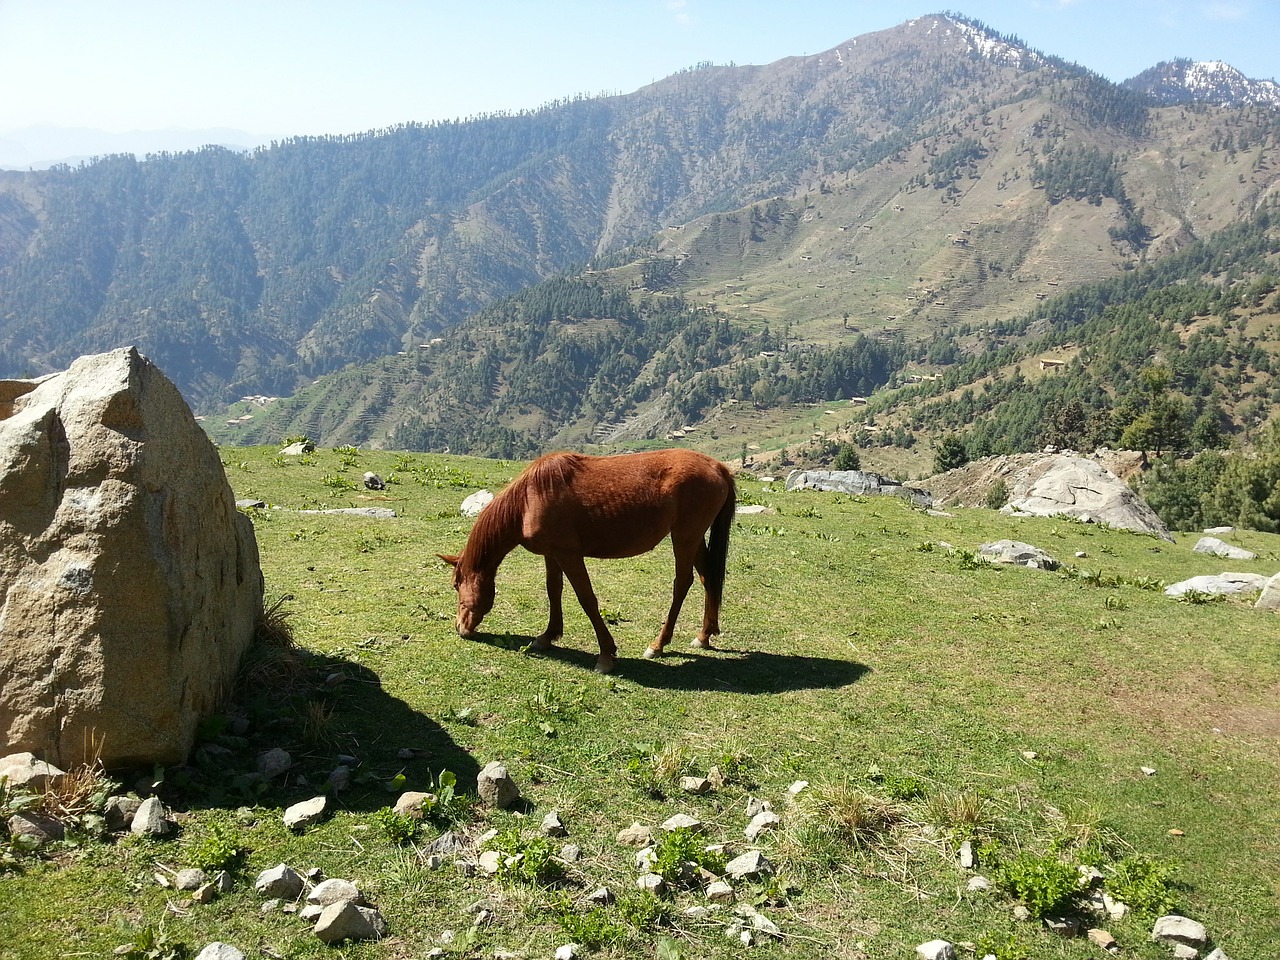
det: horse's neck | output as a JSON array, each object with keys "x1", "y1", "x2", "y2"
[{"x1": 467, "y1": 488, "x2": 523, "y2": 572}]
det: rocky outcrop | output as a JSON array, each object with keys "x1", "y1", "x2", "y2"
[
  {"x1": 0, "y1": 348, "x2": 263, "y2": 768},
  {"x1": 785, "y1": 469, "x2": 932, "y2": 508}
]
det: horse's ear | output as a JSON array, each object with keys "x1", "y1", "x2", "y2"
[{"x1": 437, "y1": 553, "x2": 460, "y2": 567}]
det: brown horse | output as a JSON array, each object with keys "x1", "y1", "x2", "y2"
[{"x1": 438, "y1": 448, "x2": 736, "y2": 673}]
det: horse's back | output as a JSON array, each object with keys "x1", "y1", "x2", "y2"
[{"x1": 519, "y1": 449, "x2": 733, "y2": 557}]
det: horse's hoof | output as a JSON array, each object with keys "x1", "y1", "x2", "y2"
[
  {"x1": 690, "y1": 637, "x2": 712, "y2": 650},
  {"x1": 594, "y1": 658, "x2": 616, "y2": 674},
  {"x1": 642, "y1": 646, "x2": 660, "y2": 660}
]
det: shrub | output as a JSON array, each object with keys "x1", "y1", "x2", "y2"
[{"x1": 992, "y1": 851, "x2": 1080, "y2": 918}]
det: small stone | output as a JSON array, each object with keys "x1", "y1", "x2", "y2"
[
  {"x1": 299, "y1": 904, "x2": 324, "y2": 922},
  {"x1": 308, "y1": 878, "x2": 364, "y2": 907},
  {"x1": 634, "y1": 846, "x2": 657, "y2": 871},
  {"x1": 254, "y1": 864, "x2": 305, "y2": 900},
  {"x1": 215, "y1": 871, "x2": 233, "y2": 894},
  {"x1": 327, "y1": 765, "x2": 352, "y2": 793},
  {"x1": 1168, "y1": 828, "x2": 1185, "y2": 836},
  {"x1": 1102, "y1": 893, "x2": 1128, "y2": 920},
  {"x1": 256, "y1": 748, "x2": 292, "y2": 779},
  {"x1": 104, "y1": 795, "x2": 143, "y2": 832},
  {"x1": 745, "y1": 797, "x2": 773, "y2": 818},
  {"x1": 260, "y1": 899, "x2": 281, "y2": 914},
  {"x1": 554, "y1": 945, "x2": 581, "y2": 960},
  {"x1": 1141, "y1": 766, "x2": 1157, "y2": 776},
  {"x1": 586, "y1": 887, "x2": 615, "y2": 906},
  {"x1": 477, "y1": 850, "x2": 504, "y2": 875},
  {"x1": 724, "y1": 850, "x2": 774, "y2": 880},
  {"x1": 1172, "y1": 946, "x2": 1200, "y2": 960},
  {"x1": 7, "y1": 811, "x2": 64, "y2": 846},
  {"x1": 559, "y1": 844, "x2": 582, "y2": 863},
  {"x1": 617, "y1": 822, "x2": 653, "y2": 846},
  {"x1": 1152, "y1": 915, "x2": 1208, "y2": 948},
  {"x1": 661, "y1": 813, "x2": 702, "y2": 833},
  {"x1": 363, "y1": 472, "x2": 386, "y2": 490},
  {"x1": 916, "y1": 939, "x2": 956, "y2": 960},
  {"x1": 744, "y1": 810, "x2": 780, "y2": 841},
  {"x1": 959, "y1": 839, "x2": 974, "y2": 869},
  {"x1": 393, "y1": 791, "x2": 433, "y2": 819},
  {"x1": 284, "y1": 796, "x2": 328, "y2": 831},
  {"x1": 1204, "y1": 949, "x2": 1231, "y2": 960},
  {"x1": 1013, "y1": 905, "x2": 1031, "y2": 921},
  {"x1": 193, "y1": 945, "x2": 246, "y2": 960},
  {"x1": 636, "y1": 873, "x2": 666, "y2": 894},
  {"x1": 679, "y1": 775, "x2": 712, "y2": 794},
  {"x1": 1087, "y1": 929, "x2": 1118, "y2": 952},
  {"x1": 477, "y1": 762, "x2": 520, "y2": 808},
  {"x1": 0, "y1": 753, "x2": 65, "y2": 791},
  {"x1": 1021, "y1": 751, "x2": 1038, "y2": 761},
  {"x1": 541, "y1": 810, "x2": 567, "y2": 837},
  {"x1": 749, "y1": 912, "x2": 781, "y2": 937},
  {"x1": 706, "y1": 880, "x2": 735, "y2": 903},
  {"x1": 192, "y1": 882, "x2": 217, "y2": 904},
  {"x1": 130, "y1": 797, "x2": 174, "y2": 837},
  {"x1": 966, "y1": 876, "x2": 992, "y2": 892},
  {"x1": 1044, "y1": 916, "x2": 1082, "y2": 937},
  {"x1": 787, "y1": 780, "x2": 809, "y2": 795},
  {"x1": 174, "y1": 868, "x2": 207, "y2": 891},
  {"x1": 153, "y1": 872, "x2": 172, "y2": 889},
  {"x1": 313, "y1": 902, "x2": 388, "y2": 944}
]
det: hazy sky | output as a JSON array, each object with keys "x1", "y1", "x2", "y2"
[{"x1": 1, "y1": 0, "x2": 1275, "y2": 150}]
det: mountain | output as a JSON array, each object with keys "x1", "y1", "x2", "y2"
[
  {"x1": 0, "y1": 126, "x2": 272, "y2": 171},
  {"x1": 1, "y1": 13, "x2": 1279, "y2": 465},
  {"x1": 1125, "y1": 60, "x2": 1280, "y2": 109}
]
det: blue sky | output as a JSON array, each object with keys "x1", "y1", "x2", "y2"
[{"x1": 0, "y1": 0, "x2": 1275, "y2": 158}]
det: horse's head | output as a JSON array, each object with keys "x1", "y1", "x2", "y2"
[{"x1": 437, "y1": 554, "x2": 495, "y2": 637}]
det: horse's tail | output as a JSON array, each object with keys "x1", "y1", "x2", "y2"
[{"x1": 704, "y1": 471, "x2": 736, "y2": 606}]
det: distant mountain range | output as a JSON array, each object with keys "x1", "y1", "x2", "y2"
[
  {"x1": 1125, "y1": 59, "x2": 1280, "y2": 108},
  {"x1": 0, "y1": 126, "x2": 273, "y2": 171},
  {"x1": 1, "y1": 12, "x2": 1278, "y2": 464}
]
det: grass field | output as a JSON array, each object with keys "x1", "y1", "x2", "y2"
[{"x1": 2, "y1": 445, "x2": 1278, "y2": 960}]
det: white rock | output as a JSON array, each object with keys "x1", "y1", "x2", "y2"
[
  {"x1": 1152, "y1": 915, "x2": 1208, "y2": 948},
  {"x1": 916, "y1": 939, "x2": 957, "y2": 960},
  {"x1": 706, "y1": 880, "x2": 735, "y2": 903},
  {"x1": 255, "y1": 864, "x2": 304, "y2": 899},
  {"x1": 194, "y1": 945, "x2": 246, "y2": 960},
  {"x1": 744, "y1": 809, "x2": 781, "y2": 841},
  {"x1": 724, "y1": 850, "x2": 774, "y2": 880},
  {"x1": 554, "y1": 945, "x2": 581, "y2": 960},
  {"x1": 130, "y1": 797, "x2": 174, "y2": 837},
  {"x1": 660, "y1": 813, "x2": 702, "y2": 833},
  {"x1": 308, "y1": 878, "x2": 364, "y2": 907},
  {"x1": 283, "y1": 795, "x2": 327, "y2": 830},
  {"x1": 1193, "y1": 536, "x2": 1256, "y2": 561},
  {"x1": 0, "y1": 753, "x2": 65, "y2": 790},
  {"x1": 460, "y1": 490, "x2": 494, "y2": 517},
  {"x1": 636, "y1": 873, "x2": 665, "y2": 894},
  {"x1": 313, "y1": 902, "x2": 388, "y2": 944}
]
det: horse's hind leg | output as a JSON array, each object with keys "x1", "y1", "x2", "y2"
[
  {"x1": 645, "y1": 538, "x2": 697, "y2": 660},
  {"x1": 690, "y1": 540, "x2": 720, "y2": 649},
  {"x1": 533, "y1": 556, "x2": 564, "y2": 651}
]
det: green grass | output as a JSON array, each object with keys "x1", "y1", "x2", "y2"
[{"x1": 2, "y1": 445, "x2": 1278, "y2": 959}]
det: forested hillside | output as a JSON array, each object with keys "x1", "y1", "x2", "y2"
[{"x1": 2, "y1": 13, "x2": 1279, "y2": 416}]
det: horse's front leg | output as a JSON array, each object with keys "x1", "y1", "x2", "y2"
[
  {"x1": 558, "y1": 555, "x2": 617, "y2": 673},
  {"x1": 533, "y1": 556, "x2": 564, "y2": 651},
  {"x1": 645, "y1": 539, "x2": 697, "y2": 660}
]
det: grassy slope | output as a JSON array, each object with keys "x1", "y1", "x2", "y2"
[{"x1": 2, "y1": 447, "x2": 1278, "y2": 959}]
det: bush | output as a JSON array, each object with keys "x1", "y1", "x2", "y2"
[{"x1": 992, "y1": 851, "x2": 1080, "y2": 918}]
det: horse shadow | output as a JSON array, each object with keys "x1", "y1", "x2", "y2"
[{"x1": 478, "y1": 632, "x2": 870, "y2": 694}]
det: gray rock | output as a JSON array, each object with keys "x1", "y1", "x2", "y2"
[
  {"x1": 745, "y1": 797, "x2": 773, "y2": 818},
  {"x1": 1193, "y1": 537, "x2": 1256, "y2": 561},
  {"x1": 616, "y1": 822, "x2": 652, "y2": 846},
  {"x1": 996, "y1": 455, "x2": 1173, "y2": 540},
  {"x1": 327, "y1": 765, "x2": 352, "y2": 793},
  {"x1": 254, "y1": 864, "x2": 305, "y2": 900},
  {"x1": 744, "y1": 810, "x2": 780, "y2": 841},
  {"x1": 0, "y1": 348, "x2": 262, "y2": 769},
  {"x1": 560, "y1": 844, "x2": 582, "y2": 863},
  {"x1": 636, "y1": 873, "x2": 666, "y2": 894},
  {"x1": 308, "y1": 878, "x2": 365, "y2": 907},
  {"x1": 256, "y1": 747, "x2": 292, "y2": 779},
  {"x1": 363, "y1": 472, "x2": 386, "y2": 490},
  {"x1": 1164, "y1": 573, "x2": 1269, "y2": 598},
  {"x1": 460, "y1": 490, "x2": 494, "y2": 517},
  {"x1": 130, "y1": 797, "x2": 174, "y2": 837},
  {"x1": 1152, "y1": 915, "x2": 1208, "y2": 948},
  {"x1": 0, "y1": 752, "x2": 65, "y2": 791},
  {"x1": 1255, "y1": 572, "x2": 1280, "y2": 612},
  {"x1": 786, "y1": 469, "x2": 932, "y2": 508},
  {"x1": 284, "y1": 796, "x2": 328, "y2": 830},
  {"x1": 313, "y1": 901, "x2": 388, "y2": 944},
  {"x1": 586, "y1": 887, "x2": 615, "y2": 905},
  {"x1": 541, "y1": 810, "x2": 567, "y2": 837},
  {"x1": 235, "y1": 498, "x2": 266, "y2": 509},
  {"x1": 174, "y1": 868, "x2": 207, "y2": 891},
  {"x1": 477, "y1": 762, "x2": 520, "y2": 808},
  {"x1": 916, "y1": 940, "x2": 956, "y2": 960},
  {"x1": 194, "y1": 945, "x2": 246, "y2": 960},
  {"x1": 678, "y1": 775, "x2": 712, "y2": 794},
  {"x1": 660, "y1": 813, "x2": 702, "y2": 833},
  {"x1": 298, "y1": 507, "x2": 396, "y2": 519},
  {"x1": 280, "y1": 441, "x2": 315, "y2": 455},
  {"x1": 103, "y1": 795, "x2": 143, "y2": 832},
  {"x1": 393, "y1": 791, "x2": 433, "y2": 819},
  {"x1": 978, "y1": 539, "x2": 1059, "y2": 570},
  {"x1": 7, "y1": 810, "x2": 64, "y2": 845},
  {"x1": 1204, "y1": 526, "x2": 1234, "y2": 535},
  {"x1": 724, "y1": 850, "x2": 774, "y2": 880},
  {"x1": 706, "y1": 880, "x2": 735, "y2": 902}
]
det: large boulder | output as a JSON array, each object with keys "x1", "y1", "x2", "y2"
[
  {"x1": 997, "y1": 455, "x2": 1172, "y2": 541},
  {"x1": 0, "y1": 348, "x2": 263, "y2": 768},
  {"x1": 785, "y1": 469, "x2": 932, "y2": 508}
]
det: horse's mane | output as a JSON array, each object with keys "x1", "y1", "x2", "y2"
[{"x1": 462, "y1": 453, "x2": 583, "y2": 571}]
